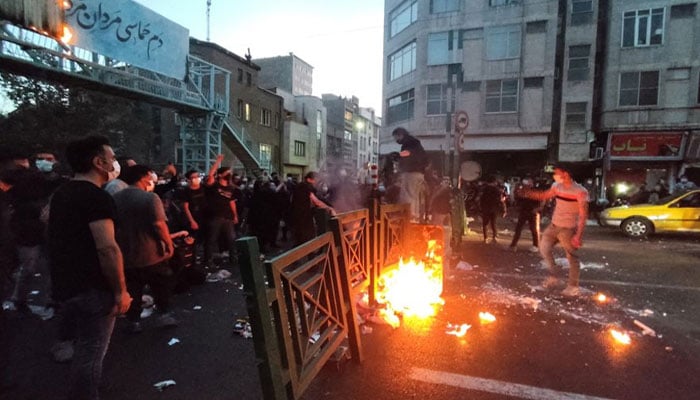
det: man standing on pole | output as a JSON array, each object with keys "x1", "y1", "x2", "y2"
[{"x1": 392, "y1": 127, "x2": 428, "y2": 221}]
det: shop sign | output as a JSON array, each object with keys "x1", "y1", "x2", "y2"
[{"x1": 608, "y1": 131, "x2": 686, "y2": 161}]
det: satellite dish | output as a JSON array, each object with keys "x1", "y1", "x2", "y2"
[{"x1": 460, "y1": 161, "x2": 481, "y2": 182}]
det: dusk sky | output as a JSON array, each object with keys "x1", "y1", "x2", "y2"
[{"x1": 135, "y1": 0, "x2": 386, "y2": 115}]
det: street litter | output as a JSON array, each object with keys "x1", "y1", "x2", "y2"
[
  {"x1": 633, "y1": 320, "x2": 656, "y2": 337},
  {"x1": 193, "y1": 305, "x2": 202, "y2": 310},
  {"x1": 28, "y1": 305, "x2": 55, "y2": 320},
  {"x1": 361, "y1": 325, "x2": 373, "y2": 334},
  {"x1": 445, "y1": 323, "x2": 470, "y2": 337},
  {"x1": 140, "y1": 307, "x2": 154, "y2": 319},
  {"x1": 640, "y1": 309, "x2": 654, "y2": 317},
  {"x1": 456, "y1": 261, "x2": 475, "y2": 271},
  {"x1": 167, "y1": 338, "x2": 180, "y2": 346},
  {"x1": 142, "y1": 294, "x2": 154, "y2": 308},
  {"x1": 206, "y1": 269, "x2": 232, "y2": 282},
  {"x1": 30, "y1": 290, "x2": 40, "y2": 295},
  {"x1": 153, "y1": 380, "x2": 176, "y2": 391},
  {"x1": 233, "y1": 318, "x2": 252, "y2": 338},
  {"x1": 479, "y1": 312, "x2": 496, "y2": 324}
]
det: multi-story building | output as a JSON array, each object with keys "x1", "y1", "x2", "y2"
[
  {"x1": 188, "y1": 38, "x2": 284, "y2": 175},
  {"x1": 254, "y1": 53, "x2": 314, "y2": 96},
  {"x1": 357, "y1": 106, "x2": 381, "y2": 169},
  {"x1": 322, "y1": 94, "x2": 378, "y2": 175},
  {"x1": 272, "y1": 87, "x2": 327, "y2": 178},
  {"x1": 381, "y1": 0, "x2": 700, "y2": 195},
  {"x1": 382, "y1": 0, "x2": 559, "y2": 179},
  {"x1": 597, "y1": 0, "x2": 700, "y2": 195}
]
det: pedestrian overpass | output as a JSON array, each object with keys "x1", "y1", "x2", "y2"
[{"x1": 0, "y1": 20, "x2": 261, "y2": 173}]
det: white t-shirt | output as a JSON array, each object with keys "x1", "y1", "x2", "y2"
[{"x1": 551, "y1": 182, "x2": 588, "y2": 228}]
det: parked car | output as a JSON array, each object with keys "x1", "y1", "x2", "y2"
[{"x1": 599, "y1": 189, "x2": 700, "y2": 238}]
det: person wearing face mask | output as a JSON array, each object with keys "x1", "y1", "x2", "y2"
[
  {"x1": 181, "y1": 170, "x2": 207, "y2": 244},
  {"x1": 289, "y1": 171, "x2": 336, "y2": 247},
  {"x1": 674, "y1": 174, "x2": 697, "y2": 193},
  {"x1": 112, "y1": 165, "x2": 176, "y2": 333},
  {"x1": 47, "y1": 135, "x2": 131, "y2": 399},
  {"x1": 104, "y1": 156, "x2": 135, "y2": 196},
  {"x1": 203, "y1": 155, "x2": 239, "y2": 267},
  {"x1": 391, "y1": 127, "x2": 429, "y2": 221}
]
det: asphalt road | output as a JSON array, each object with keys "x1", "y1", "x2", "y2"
[{"x1": 1, "y1": 223, "x2": 699, "y2": 400}]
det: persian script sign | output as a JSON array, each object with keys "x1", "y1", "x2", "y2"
[
  {"x1": 65, "y1": 0, "x2": 189, "y2": 79},
  {"x1": 608, "y1": 131, "x2": 686, "y2": 161}
]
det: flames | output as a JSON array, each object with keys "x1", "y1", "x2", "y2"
[{"x1": 373, "y1": 240, "x2": 444, "y2": 326}]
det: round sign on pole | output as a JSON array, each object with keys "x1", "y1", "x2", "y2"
[{"x1": 455, "y1": 111, "x2": 469, "y2": 131}]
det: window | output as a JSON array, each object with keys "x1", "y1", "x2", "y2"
[
  {"x1": 568, "y1": 45, "x2": 591, "y2": 81},
  {"x1": 386, "y1": 89, "x2": 415, "y2": 124},
  {"x1": 622, "y1": 8, "x2": 664, "y2": 47},
  {"x1": 463, "y1": 81, "x2": 481, "y2": 91},
  {"x1": 565, "y1": 102, "x2": 587, "y2": 128},
  {"x1": 344, "y1": 130, "x2": 352, "y2": 140},
  {"x1": 619, "y1": 71, "x2": 659, "y2": 106},
  {"x1": 698, "y1": 73, "x2": 700, "y2": 104},
  {"x1": 259, "y1": 144, "x2": 272, "y2": 168},
  {"x1": 246, "y1": 72, "x2": 252, "y2": 86},
  {"x1": 671, "y1": 3, "x2": 696, "y2": 18},
  {"x1": 426, "y1": 84, "x2": 453, "y2": 115},
  {"x1": 316, "y1": 110, "x2": 322, "y2": 139},
  {"x1": 486, "y1": 25, "x2": 520, "y2": 60},
  {"x1": 260, "y1": 108, "x2": 271, "y2": 126},
  {"x1": 237, "y1": 100, "x2": 244, "y2": 118},
  {"x1": 490, "y1": 0, "x2": 517, "y2": 6},
  {"x1": 485, "y1": 79, "x2": 518, "y2": 113},
  {"x1": 389, "y1": 42, "x2": 416, "y2": 81},
  {"x1": 245, "y1": 103, "x2": 251, "y2": 121},
  {"x1": 427, "y1": 32, "x2": 449, "y2": 65},
  {"x1": 237, "y1": 68, "x2": 243, "y2": 83},
  {"x1": 431, "y1": 0, "x2": 459, "y2": 14},
  {"x1": 571, "y1": 0, "x2": 593, "y2": 25},
  {"x1": 523, "y1": 77, "x2": 543, "y2": 88},
  {"x1": 389, "y1": 0, "x2": 417, "y2": 37},
  {"x1": 294, "y1": 141, "x2": 306, "y2": 157},
  {"x1": 526, "y1": 21, "x2": 547, "y2": 34},
  {"x1": 344, "y1": 110, "x2": 353, "y2": 121}
]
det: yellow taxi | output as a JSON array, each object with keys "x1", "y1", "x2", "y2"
[{"x1": 599, "y1": 189, "x2": 700, "y2": 238}]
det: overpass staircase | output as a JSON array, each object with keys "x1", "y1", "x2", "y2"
[{"x1": 0, "y1": 21, "x2": 261, "y2": 173}]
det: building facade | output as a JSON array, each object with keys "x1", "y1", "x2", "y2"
[
  {"x1": 381, "y1": 0, "x2": 700, "y2": 194},
  {"x1": 189, "y1": 38, "x2": 284, "y2": 175},
  {"x1": 322, "y1": 94, "x2": 360, "y2": 173},
  {"x1": 254, "y1": 53, "x2": 314, "y2": 96},
  {"x1": 381, "y1": 0, "x2": 559, "y2": 179},
  {"x1": 272, "y1": 88, "x2": 327, "y2": 179}
]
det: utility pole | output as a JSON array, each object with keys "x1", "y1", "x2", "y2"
[{"x1": 206, "y1": 0, "x2": 212, "y2": 42}]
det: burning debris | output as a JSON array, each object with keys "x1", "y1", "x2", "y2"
[
  {"x1": 478, "y1": 312, "x2": 496, "y2": 325},
  {"x1": 445, "y1": 323, "x2": 471, "y2": 337},
  {"x1": 609, "y1": 328, "x2": 632, "y2": 345}
]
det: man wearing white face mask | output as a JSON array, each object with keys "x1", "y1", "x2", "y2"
[
  {"x1": 113, "y1": 165, "x2": 176, "y2": 333},
  {"x1": 104, "y1": 156, "x2": 135, "y2": 196}
]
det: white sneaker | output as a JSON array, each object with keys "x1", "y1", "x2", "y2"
[
  {"x1": 529, "y1": 246, "x2": 539, "y2": 253},
  {"x1": 561, "y1": 285, "x2": 581, "y2": 297}
]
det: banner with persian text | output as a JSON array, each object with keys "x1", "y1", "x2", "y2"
[{"x1": 64, "y1": 0, "x2": 189, "y2": 79}]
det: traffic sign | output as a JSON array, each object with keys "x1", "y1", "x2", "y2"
[{"x1": 455, "y1": 111, "x2": 469, "y2": 131}]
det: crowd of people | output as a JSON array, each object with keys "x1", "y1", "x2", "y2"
[{"x1": 0, "y1": 136, "x2": 375, "y2": 399}]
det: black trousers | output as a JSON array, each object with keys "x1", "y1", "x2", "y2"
[
  {"x1": 125, "y1": 261, "x2": 175, "y2": 322},
  {"x1": 510, "y1": 212, "x2": 540, "y2": 247}
]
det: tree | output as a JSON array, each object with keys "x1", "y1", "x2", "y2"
[{"x1": 0, "y1": 72, "x2": 157, "y2": 164}]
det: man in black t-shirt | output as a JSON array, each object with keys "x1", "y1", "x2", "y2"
[
  {"x1": 203, "y1": 155, "x2": 238, "y2": 266},
  {"x1": 48, "y1": 135, "x2": 131, "y2": 400},
  {"x1": 182, "y1": 169, "x2": 207, "y2": 241},
  {"x1": 289, "y1": 172, "x2": 335, "y2": 246}
]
